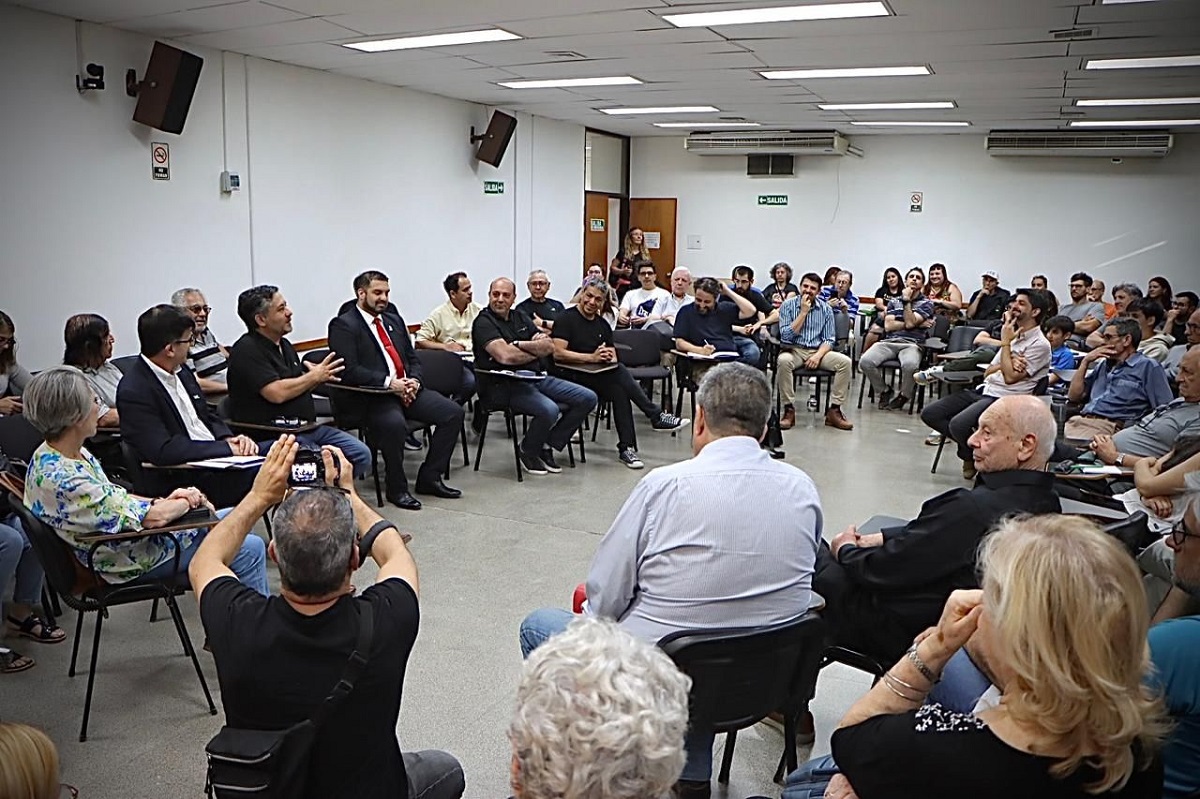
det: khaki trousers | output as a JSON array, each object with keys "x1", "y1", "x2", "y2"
[{"x1": 777, "y1": 348, "x2": 852, "y2": 407}]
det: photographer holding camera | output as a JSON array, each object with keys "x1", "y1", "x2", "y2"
[{"x1": 189, "y1": 436, "x2": 464, "y2": 799}]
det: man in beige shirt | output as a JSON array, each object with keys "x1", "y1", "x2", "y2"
[{"x1": 415, "y1": 272, "x2": 481, "y2": 352}]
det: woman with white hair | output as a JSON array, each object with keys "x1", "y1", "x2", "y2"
[
  {"x1": 787, "y1": 514, "x2": 1166, "y2": 798},
  {"x1": 21, "y1": 367, "x2": 267, "y2": 592},
  {"x1": 509, "y1": 617, "x2": 691, "y2": 799}
]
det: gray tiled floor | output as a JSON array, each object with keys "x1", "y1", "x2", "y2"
[{"x1": 2, "y1": 377, "x2": 966, "y2": 798}]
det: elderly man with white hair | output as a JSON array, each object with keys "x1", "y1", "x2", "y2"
[
  {"x1": 516, "y1": 269, "x2": 567, "y2": 335},
  {"x1": 649, "y1": 266, "x2": 694, "y2": 327},
  {"x1": 172, "y1": 286, "x2": 230, "y2": 394},
  {"x1": 509, "y1": 617, "x2": 691, "y2": 799},
  {"x1": 813, "y1": 394, "x2": 1061, "y2": 665}
]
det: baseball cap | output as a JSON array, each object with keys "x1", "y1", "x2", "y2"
[{"x1": 982, "y1": 270, "x2": 999, "y2": 280}]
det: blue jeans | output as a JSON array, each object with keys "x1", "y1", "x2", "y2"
[
  {"x1": 519, "y1": 606, "x2": 715, "y2": 781},
  {"x1": 928, "y1": 648, "x2": 992, "y2": 712},
  {"x1": 783, "y1": 754, "x2": 839, "y2": 799},
  {"x1": 733, "y1": 336, "x2": 762, "y2": 368},
  {"x1": 295, "y1": 425, "x2": 373, "y2": 479},
  {"x1": 503, "y1": 376, "x2": 597, "y2": 456},
  {"x1": 0, "y1": 514, "x2": 44, "y2": 606},
  {"x1": 140, "y1": 508, "x2": 269, "y2": 595}
]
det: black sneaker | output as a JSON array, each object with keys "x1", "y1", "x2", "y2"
[
  {"x1": 540, "y1": 448, "x2": 563, "y2": 473},
  {"x1": 886, "y1": 394, "x2": 909, "y2": 411},
  {"x1": 876, "y1": 389, "x2": 894, "y2": 409},
  {"x1": 619, "y1": 447, "x2": 644, "y2": 470},
  {"x1": 651, "y1": 411, "x2": 688, "y2": 432},
  {"x1": 404, "y1": 433, "x2": 423, "y2": 451},
  {"x1": 518, "y1": 451, "x2": 548, "y2": 475}
]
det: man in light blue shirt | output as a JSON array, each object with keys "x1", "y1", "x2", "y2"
[
  {"x1": 1066, "y1": 317, "x2": 1174, "y2": 439},
  {"x1": 518, "y1": 363, "x2": 823, "y2": 796},
  {"x1": 778, "y1": 271, "x2": 854, "y2": 431}
]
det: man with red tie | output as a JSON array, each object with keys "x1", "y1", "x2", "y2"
[{"x1": 328, "y1": 271, "x2": 466, "y2": 510}]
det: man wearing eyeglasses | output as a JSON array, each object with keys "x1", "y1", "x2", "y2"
[
  {"x1": 118, "y1": 305, "x2": 261, "y2": 507},
  {"x1": 1065, "y1": 317, "x2": 1173, "y2": 440},
  {"x1": 1058, "y1": 271, "x2": 1106, "y2": 338},
  {"x1": 1165, "y1": 308, "x2": 1200, "y2": 382},
  {"x1": 1146, "y1": 496, "x2": 1200, "y2": 798},
  {"x1": 172, "y1": 287, "x2": 229, "y2": 394}
]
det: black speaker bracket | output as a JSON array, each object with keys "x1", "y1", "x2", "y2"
[{"x1": 469, "y1": 126, "x2": 489, "y2": 145}]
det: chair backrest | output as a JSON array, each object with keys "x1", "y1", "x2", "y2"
[
  {"x1": 215, "y1": 395, "x2": 232, "y2": 421},
  {"x1": 301, "y1": 349, "x2": 331, "y2": 397},
  {"x1": 1102, "y1": 511, "x2": 1155, "y2": 556},
  {"x1": 119, "y1": 439, "x2": 152, "y2": 494},
  {"x1": 1032, "y1": 375, "x2": 1050, "y2": 396},
  {"x1": 8, "y1": 499, "x2": 88, "y2": 602},
  {"x1": 414, "y1": 349, "x2": 467, "y2": 398},
  {"x1": 111, "y1": 354, "x2": 141, "y2": 375},
  {"x1": 658, "y1": 612, "x2": 828, "y2": 734},
  {"x1": 928, "y1": 314, "x2": 952, "y2": 344},
  {"x1": 0, "y1": 414, "x2": 44, "y2": 463},
  {"x1": 614, "y1": 328, "x2": 663, "y2": 367},
  {"x1": 833, "y1": 310, "x2": 851, "y2": 343},
  {"x1": 946, "y1": 324, "x2": 984, "y2": 353}
]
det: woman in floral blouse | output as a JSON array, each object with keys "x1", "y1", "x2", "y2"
[{"x1": 22, "y1": 367, "x2": 267, "y2": 592}]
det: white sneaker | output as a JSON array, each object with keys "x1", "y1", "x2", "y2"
[
  {"x1": 914, "y1": 366, "x2": 944, "y2": 386},
  {"x1": 619, "y1": 447, "x2": 644, "y2": 470}
]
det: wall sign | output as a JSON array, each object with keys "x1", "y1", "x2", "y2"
[
  {"x1": 910, "y1": 191, "x2": 923, "y2": 213},
  {"x1": 644, "y1": 231, "x2": 661, "y2": 249},
  {"x1": 152, "y1": 142, "x2": 170, "y2": 181},
  {"x1": 484, "y1": 180, "x2": 505, "y2": 194},
  {"x1": 589, "y1": 218, "x2": 605, "y2": 232},
  {"x1": 758, "y1": 194, "x2": 788, "y2": 206}
]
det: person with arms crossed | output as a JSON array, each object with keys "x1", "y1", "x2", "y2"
[
  {"x1": 189, "y1": 438, "x2": 465, "y2": 799},
  {"x1": 515, "y1": 270, "x2": 566, "y2": 334},
  {"x1": 859, "y1": 266, "x2": 936, "y2": 411},
  {"x1": 616, "y1": 261, "x2": 669, "y2": 328}
]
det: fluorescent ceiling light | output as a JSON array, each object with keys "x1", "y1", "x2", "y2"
[
  {"x1": 819, "y1": 101, "x2": 954, "y2": 110},
  {"x1": 1068, "y1": 119, "x2": 1200, "y2": 127},
  {"x1": 761, "y1": 65, "x2": 931, "y2": 79},
  {"x1": 1075, "y1": 97, "x2": 1200, "y2": 107},
  {"x1": 653, "y1": 122, "x2": 762, "y2": 128},
  {"x1": 663, "y1": 1, "x2": 889, "y2": 28},
  {"x1": 1101, "y1": 0, "x2": 1166, "y2": 4},
  {"x1": 499, "y1": 76, "x2": 642, "y2": 89},
  {"x1": 850, "y1": 120, "x2": 970, "y2": 127},
  {"x1": 599, "y1": 106, "x2": 720, "y2": 115},
  {"x1": 1084, "y1": 54, "x2": 1200, "y2": 70},
  {"x1": 343, "y1": 28, "x2": 520, "y2": 52}
]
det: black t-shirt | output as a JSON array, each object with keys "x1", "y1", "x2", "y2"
[
  {"x1": 200, "y1": 576, "x2": 420, "y2": 799},
  {"x1": 720, "y1": 288, "x2": 772, "y2": 322},
  {"x1": 471, "y1": 306, "x2": 547, "y2": 373},
  {"x1": 832, "y1": 703, "x2": 1162, "y2": 799},
  {"x1": 515, "y1": 297, "x2": 566, "y2": 324},
  {"x1": 226, "y1": 332, "x2": 315, "y2": 424},
  {"x1": 968, "y1": 287, "x2": 1012, "y2": 321},
  {"x1": 764, "y1": 282, "x2": 799, "y2": 308},
  {"x1": 672, "y1": 302, "x2": 741, "y2": 352},
  {"x1": 552, "y1": 307, "x2": 613, "y2": 353}
]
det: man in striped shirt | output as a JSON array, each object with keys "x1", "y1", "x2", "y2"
[
  {"x1": 172, "y1": 287, "x2": 229, "y2": 394},
  {"x1": 818, "y1": 269, "x2": 859, "y2": 328},
  {"x1": 778, "y1": 272, "x2": 854, "y2": 430}
]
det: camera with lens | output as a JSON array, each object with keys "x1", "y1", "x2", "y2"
[{"x1": 288, "y1": 447, "x2": 325, "y2": 488}]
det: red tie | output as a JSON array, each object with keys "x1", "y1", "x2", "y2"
[{"x1": 373, "y1": 316, "x2": 406, "y2": 379}]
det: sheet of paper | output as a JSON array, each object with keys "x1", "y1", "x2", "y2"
[{"x1": 187, "y1": 455, "x2": 265, "y2": 469}]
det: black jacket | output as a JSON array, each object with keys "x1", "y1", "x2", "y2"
[
  {"x1": 327, "y1": 308, "x2": 422, "y2": 423},
  {"x1": 837, "y1": 469, "x2": 1059, "y2": 635},
  {"x1": 117, "y1": 356, "x2": 234, "y2": 465}
]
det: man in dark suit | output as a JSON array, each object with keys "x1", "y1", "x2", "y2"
[
  {"x1": 327, "y1": 271, "x2": 465, "y2": 510},
  {"x1": 118, "y1": 305, "x2": 262, "y2": 507}
]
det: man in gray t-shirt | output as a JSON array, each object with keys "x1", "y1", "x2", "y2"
[
  {"x1": 1060, "y1": 273, "x2": 1106, "y2": 337},
  {"x1": 1090, "y1": 348, "x2": 1200, "y2": 467}
]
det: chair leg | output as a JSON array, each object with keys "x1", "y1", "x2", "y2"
[
  {"x1": 931, "y1": 436, "x2": 947, "y2": 473},
  {"x1": 79, "y1": 609, "x2": 105, "y2": 742},
  {"x1": 40, "y1": 586, "x2": 57, "y2": 630},
  {"x1": 149, "y1": 597, "x2": 159, "y2": 622},
  {"x1": 824, "y1": 375, "x2": 832, "y2": 412},
  {"x1": 165, "y1": 593, "x2": 217, "y2": 716},
  {"x1": 718, "y1": 729, "x2": 737, "y2": 784},
  {"x1": 857, "y1": 372, "x2": 866, "y2": 409},
  {"x1": 474, "y1": 412, "x2": 489, "y2": 472},
  {"x1": 69, "y1": 610, "x2": 85, "y2": 677},
  {"x1": 591, "y1": 403, "x2": 602, "y2": 442},
  {"x1": 577, "y1": 429, "x2": 585, "y2": 464},
  {"x1": 508, "y1": 410, "x2": 524, "y2": 482},
  {"x1": 459, "y1": 422, "x2": 470, "y2": 467},
  {"x1": 371, "y1": 446, "x2": 383, "y2": 508}
]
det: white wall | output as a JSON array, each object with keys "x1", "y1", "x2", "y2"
[
  {"x1": 631, "y1": 134, "x2": 1200, "y2": 298},
  {"x1": 0, "y1": 4, "x2": 584, "y2": 368}
]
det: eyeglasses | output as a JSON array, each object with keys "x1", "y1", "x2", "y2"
[
  {"x1": 60, "y1": 784, "x2": 79, "y2": 799},
  {"x1": 1170, "y1": 520, "x2": 1200, "y2": 548},
  {"x1": 186, "y1": 304, "x2": 211, "y2": 314},
  {"x1": 172, "y1": 336, "x2": 196, "y2": 347},
  {"x1": 0, "y1": 335, "x2": 13, "y2": 345},
  {"x1": 1100, "y1": 332, "x2": 1125, "y2": 342}
]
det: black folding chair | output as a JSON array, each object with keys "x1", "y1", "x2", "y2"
[
  {"x1": 473, "y1": 373, "x2": 583, "y2": 482},
  {"x1": 413, "y1": 349, "x2": 472, "y2": 472},
  {"x1": 614, "y1": 328, "x2": 673, "y2": 411},
  {"x1": 658, "y1": 612, "x2": 829, "y2": 785}
]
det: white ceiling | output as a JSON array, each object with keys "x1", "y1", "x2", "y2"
[{"x1": 12, "y1": 0, "x2": 1200, "y2": 135}]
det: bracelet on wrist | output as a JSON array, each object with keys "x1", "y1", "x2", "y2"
[{"x1": 906, "y1": 642, "x2": 941, "y2": 684}]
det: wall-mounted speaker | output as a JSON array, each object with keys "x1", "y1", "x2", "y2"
[
  {"x1": 747, "y1": 154, "x2": 795, "y2": 176},
  {"x1": 127, "y1": 42, "x2": 204, "y2": 135},
  {"x1": 472, "y1": 111, "x2": 518, "y2": 167}
]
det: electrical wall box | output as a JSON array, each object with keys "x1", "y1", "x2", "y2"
[{"x1": 220, "y1": 171, "x2": 241, "y2": 193}]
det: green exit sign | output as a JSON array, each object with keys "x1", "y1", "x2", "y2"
[
  {"x1": 484, "y1": 181, "x2": 505, "y2": 195},
  {"x1": 758, "y1": 194, "x2": 788, "y2": 206}
]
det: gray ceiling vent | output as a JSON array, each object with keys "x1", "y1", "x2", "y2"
[
  {"x1": 1050, "y1": 27, "x2": 1096, "y2": 40},
  {"x1": 685, "y1": 130, "x2": 853, "y2": 156},
  {"x1": 985, "y1": 130, "x2": 1173, "y2": 157}
]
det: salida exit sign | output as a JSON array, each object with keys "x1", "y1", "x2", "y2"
[{"x1": 758, "y1": 194, "x2": 788, "y2": 206}]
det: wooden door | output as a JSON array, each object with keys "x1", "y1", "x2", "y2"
[
  {"x1": 629, "y1": 197, "x2": 677, "y2": 287},
  {"x1": 584, "y1": 192, "x2": 610, "y2": 277}
]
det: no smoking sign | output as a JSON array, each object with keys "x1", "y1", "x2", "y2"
[
  {"x1": 152, "y1": 142, "x2": 170, "y2": 181},
  {"x1": 909, "y1": 191, "x2": 923, "y2": 213}
]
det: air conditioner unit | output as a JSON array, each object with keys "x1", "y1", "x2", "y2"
[
  {"x1": 684, "y1": 130, "x2": 852, "y2": 156},
  {"x1": 985, "y1": 130, "x2": 1173, "y2": 158}
]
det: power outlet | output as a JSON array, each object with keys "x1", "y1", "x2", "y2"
[{"x1": 686, "y1": 235, "x2": 702, "y2": 250}]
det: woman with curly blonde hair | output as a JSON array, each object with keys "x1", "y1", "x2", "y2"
[
  {"x1": 799, "y1": 514, "x2": 1167, "y2": 799},
  {"x1": 0, "y1": 722, "x2": 66, "y2": 799}
]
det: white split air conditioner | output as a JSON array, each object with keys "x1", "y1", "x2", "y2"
[
  {"x1": 985, "y1": 130, "x2": 1173, "y2": 158},
  {"x1": 684, "y1": 130, "x2": 853, "y2": 156}
]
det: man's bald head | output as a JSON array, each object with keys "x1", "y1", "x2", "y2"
[
  {"x1": 487, "y1": 277, "x2": 518, "y2": 316},
  {"x1": 967, "y1": 395, "x2": 1056, "y2": 473}
]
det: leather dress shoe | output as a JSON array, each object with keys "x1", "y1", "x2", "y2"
[
  {"x1": 415, "y1": 479, "x2": 462, "y2": 499},
  {"x1": 387, "y1": 491, "x2": 422, "y2": 511}
]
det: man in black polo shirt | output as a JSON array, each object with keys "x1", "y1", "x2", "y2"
[
  {"x1": 515, "y1": 269, "x2": 567, "y2": 334},
  {"x1": 472, "y1": 277, "x2": 597, "y2": 475},
  {"x1": 226, "y1": 285, "x2": 371, "y2": 477},
  {"x1": 189, "y1": 437, "x2": 465, "y2": 799},
  {"x1": 673, "y1": 276, "x2": 758, "y2": 365},
  {"x1": 966, "y1": 270, "x2": 1012, "y2": 322},
  {"x1": 552, "y1": 278, "x2": 686, "y2": 469}
]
